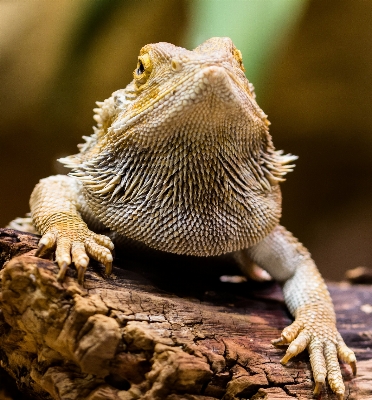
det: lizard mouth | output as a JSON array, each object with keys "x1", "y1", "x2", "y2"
[{"x1": 111, "y1": 65, "x2": 247, "y2": 135}]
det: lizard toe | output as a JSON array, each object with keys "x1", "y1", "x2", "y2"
[
  {"x1": 71, "y1": 241, "x2": 89, "y2": 284},
  {"x1": 93, "y1": 233, "x2": 114, "y2": 250},
  {"x1": 336, "y1": 333, "x2": 357, "y2": 375},
  {"x1": 280, "y1": 330, "x2": 311, "y2": 364},
  {"x1": 325, "y1": 341, "x2": 345, "y2": 397},
  {"x1": 309, "y1": 339, "x2": 327, "y2": 390},
  {"x1": 55, "y1": 236, "x2": 72, "y2": 266},
  {"x1": 36, "y1": 230, "x2": 57, "y2": 256},
  {"x1": 85, "y1": 238, "x2": 113, "y2": 266},
  {"x1": 71, "y1": 241, "x2": 89, "y2": 267},
  {"x1": 280, "y1": 320, "x2": 303, "y2": 343}
]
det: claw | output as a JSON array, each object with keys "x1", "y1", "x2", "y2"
[
  {"x1": 105, "y1": 261, "x2": 112, "y2": 276},
  {"x1": 56, "y1": 262, "x2": 68, "y2": 282},
  {"x1": 77, "y1": 266, "x2": 86, "y2": 285},
  {"x1": 35, "y1": 243, "x2": 46, "y2": 257},
  {"x1": 313, "y1": 381, "x2": 323, "y2": 396},
  {"x1": 272, "y1": 337, "x2": 288, "y2": 346},
  {"x1": 350, "y1": 360, "x2": 357, "y2": 376},
  {"x1": 280, "y1": 353, "x2": 292, "y2": 365}
]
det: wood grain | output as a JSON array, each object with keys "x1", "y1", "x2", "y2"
[{"x1": 0, "y1": 228, "x2": 371, "y2": 399}]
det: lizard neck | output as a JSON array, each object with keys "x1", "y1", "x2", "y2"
[{"x1": 81, "y1": 118, "x2": 283, "y2": 256}]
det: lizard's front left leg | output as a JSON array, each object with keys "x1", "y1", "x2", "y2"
[
  {"x1": 30, "y1": 175, "x2": 114, "y2": 283},
  {"x1": 244, "y1": 225, "x2": 356, "y2": 399}
]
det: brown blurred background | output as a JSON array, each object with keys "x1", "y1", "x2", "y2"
[{"x1": 0, "y1": 0, "x2": 371, "y2": 281}]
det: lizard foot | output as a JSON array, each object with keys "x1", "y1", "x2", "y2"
[
  {"x1": 36, "y1": 227, "x2": 114, "y2": 284},
  {"x1": 272, "y1": 313, "x2": 356, "y2": 398}
]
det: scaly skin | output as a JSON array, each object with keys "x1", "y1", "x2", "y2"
[{"x1": 24, "y1": 38, "x2": 355, "y2": 397}]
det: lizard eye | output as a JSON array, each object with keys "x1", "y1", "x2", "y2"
[
  {"x1": 133, "y1": 53, "x2": 152, "y2": 86},
  {"x1": 136, "y1": 60, "x2": 145, "y2": 75}
]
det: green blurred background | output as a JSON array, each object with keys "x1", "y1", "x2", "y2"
[{"x1": 1, "y1": 0, "x2": 371, "y2": 281}]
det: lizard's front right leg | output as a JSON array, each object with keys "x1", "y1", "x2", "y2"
[{"x1": 30, "y1": 175, "x2": 114, "y2": 284}]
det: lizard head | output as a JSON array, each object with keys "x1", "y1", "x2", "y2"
[{"x1": 60, "y1": 37, "x2": 297, "y2": 255}]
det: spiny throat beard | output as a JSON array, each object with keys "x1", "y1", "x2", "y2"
[{"x1": 79, "y1": 102, "x2": 283, "y2": 256}]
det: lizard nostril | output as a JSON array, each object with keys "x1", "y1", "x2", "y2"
[{"x1": 171, "y1": 59, "x2": 182, "y2": 72}]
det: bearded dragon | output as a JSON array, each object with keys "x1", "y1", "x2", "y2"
[{"x1": 13, "y1": 37, "x2": 356, "y2": 398}]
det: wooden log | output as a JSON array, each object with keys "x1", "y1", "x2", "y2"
[{"x1": 0, "y1": 228, "x2": 371, "y2": 399}]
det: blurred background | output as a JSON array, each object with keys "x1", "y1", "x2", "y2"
[{"x1": 0, "y1": 0, "x2": 371, "y2": 281}]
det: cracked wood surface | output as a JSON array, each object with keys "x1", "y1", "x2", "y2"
[{"x1": 0, "y1": 228, "x2": 371, "y2": 400}]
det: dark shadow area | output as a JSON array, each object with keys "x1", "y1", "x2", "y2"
[
  {"x1": 0, "y1": 366, "x2": 33, "y2": 400},
  {"x1": 85, "y1": 244, "x2": 283, "y2": 314}
]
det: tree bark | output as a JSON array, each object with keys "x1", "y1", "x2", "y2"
[{"x1": 0, "y1": 228, "x2": 371, "y2": 400}]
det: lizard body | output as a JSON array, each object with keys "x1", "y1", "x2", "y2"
[{"x1": 18, "y1": 38, "x2": 355, "y2": 398}]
